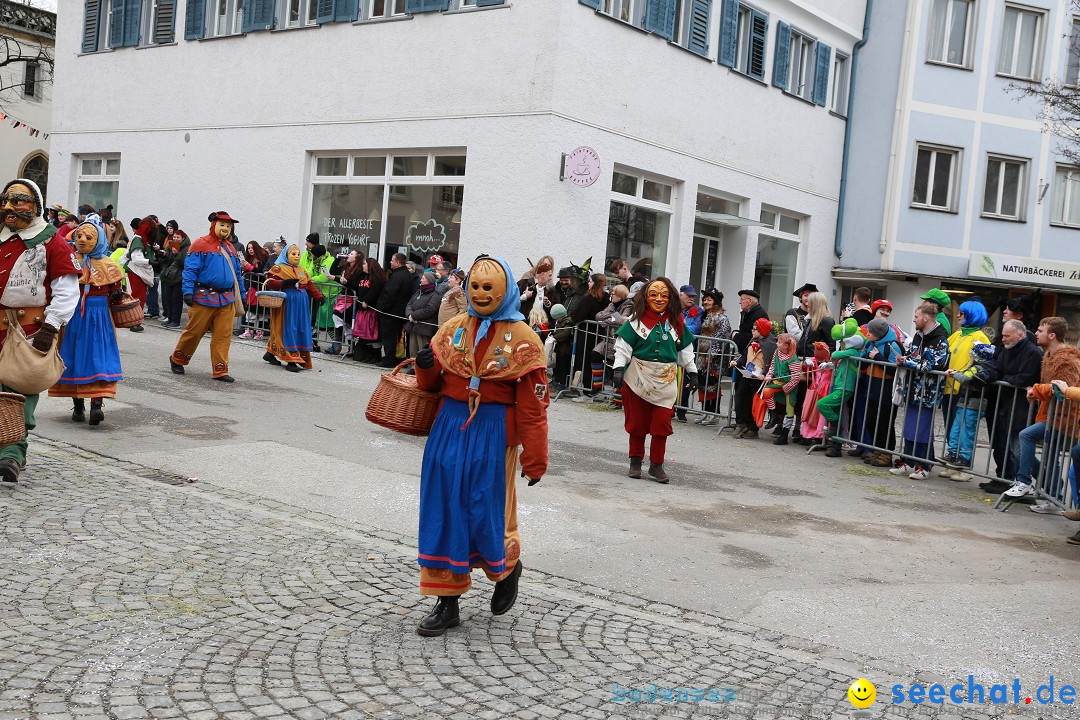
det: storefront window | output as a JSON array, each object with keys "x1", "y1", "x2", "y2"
[
  {"x1": 607, "y1": 201, "x2": 670, "y2": 281},
  {"x1": 77, "y1": 154, "x2": 120, "y2": 213},
  {"x1": 754, "y1": 235, "x2": 798, "y2": 319},
  {"x1": 382, "y1": 184, "x2": 462, "y2": 268},
  {"x1": 309, "y1": 184, "x2": 383, "y2": 261}
]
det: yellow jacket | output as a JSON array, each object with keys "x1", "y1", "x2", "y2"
[{"x1": 944, "y1": 328, "x2": 990, "y2": 395}]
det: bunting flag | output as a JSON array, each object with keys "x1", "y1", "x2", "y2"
[{"x1": 0, "y1": 107, "x2": 49, "y2": 140}]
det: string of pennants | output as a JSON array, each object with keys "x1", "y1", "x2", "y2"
[{"x1": 0, "y1": 109, "x2": 49, "y2": 139}]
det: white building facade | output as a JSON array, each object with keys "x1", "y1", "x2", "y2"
[
  {"x1": 839, "y1": 0, "x2": 1080, "y2": 339},
  {"x1": 52, "y1": 0, "x2": 866, "y2": 319},
  {"x1": 1, "y1": 0, "x2": 54, "y2": 200}
]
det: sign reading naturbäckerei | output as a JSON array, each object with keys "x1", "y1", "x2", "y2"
[{"x1": 968, "y1": 252, "x2": 1080, "y2": 290}]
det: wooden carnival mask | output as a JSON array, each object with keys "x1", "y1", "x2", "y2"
[
  {"x1": 287, "y1": 245, "x2": 301, "y2": 266},
  {"x1": 74, "y1": 224, "x2": 98, "y2": 254},
  {"x1": 213, "y1": 220, "x2": 233, "y2": 241},
  {"x1": 646, "y1": 281, "x2": 670, "y2": 314},
  {"x1": 468, "y1": 257, "x2": 507, "y2": 316},
  {"x1": 1, "y1": 182, "x2": 36, "y2": 232}
]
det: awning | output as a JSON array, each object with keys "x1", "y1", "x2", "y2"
[{"x1": 695, "y1": 211, "x2": 769, "y2": 228}]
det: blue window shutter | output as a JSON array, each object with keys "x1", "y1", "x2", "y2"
[
  {"x1": 122, "y1": 0, "x2": 142, "y2": 46},
  {"x1": 748, "y1": 9, "x2": 767, "y2": 80},
  {"x1": 772, "y1": 21, "x2": 791, "y2": 89},
  {"x1": 812, "y1": 42, "x2": 831, "y2": 106},
  {"x1": 244, "y1": 0, "x2": 275, "y2": 29},
  {"x1": 718, "y1": 0, "x2": 737, "y2": 67},
  {"x1": 83, "y1": 0, "x2": 103, "y2": 52},
  {"x1": 334, "y1": 0, "x2": 358, "y2": 21},
  {"x1": 644, "y1": 0, "x2": 676, "y2": 41},
  {"x1": 153, "y1": 0, "x2": 176, "y2": 43},
  {"x1": 108, "y1": 0, "x2": 125, "y2": 48},
  {"x1": 475, "y1": 0, "x2": 503, "y2": 5},
  {"x1": 687, "y1": 0, "x2": 711, "y2": 55},
  {"x1": 578, "y1": 0, "x2": 601, "y2": 8},
  {"x1": 316, "y1": 0, "x2": 334, "y2": 22},
  {"x1": 405, "y1": 0, "x2": 449, "y2": 13},
  {"x1": 185, "y1": 0, "x2": 206, "y2": 39}
]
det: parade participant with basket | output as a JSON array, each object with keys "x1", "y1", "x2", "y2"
[
  {"x1": 169, "y1": 212, "x2": 245, "y2": 382},
  {"x1": 611, "y1": 278, "x2": 698, "y2": 483},
  {"x1": 0, "y1": 178, "x2": 81, "y2": 483},
  {"x1": 260, "y1": 244, "x2": 324, "y2": 372},
  {"x1": 48, "y1": 214, "x2": 126, "y2": 426},
  {"x1": 406, "y1": 255, "x2": 549, "y2": 637}
]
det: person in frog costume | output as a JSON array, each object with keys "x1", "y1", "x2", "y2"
[
  {"x1": 611, "y1": 278, "x2": 698, "y2": 484},
  {"x1": 412, "y1": 255, "x2": 549, "y2": 637},
  {"x1": 815, "y1": 318, "x2": 867, "y2": 457}
]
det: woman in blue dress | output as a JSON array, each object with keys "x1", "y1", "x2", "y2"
[
  {"x1": 263, "y1": 244, "x2": 323, "y2": 372},
  {"x1": 49, "y1": 214, "x2": 124, "y2": 426}
]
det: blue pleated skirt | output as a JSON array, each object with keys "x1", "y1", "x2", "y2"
[
  {"x1": 281, "y1": 288, "x2": 312, "y2": 352},
  {"x1": 418, "y1": 398, "x2": 508, "y2": 574},
  {"x1": 58, "y1": 295, "x2": 123, "y2": 385}
]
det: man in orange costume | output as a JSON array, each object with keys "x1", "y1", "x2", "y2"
[{"x1": 412, "y1": 255, "x2": 549, "y2": 637}]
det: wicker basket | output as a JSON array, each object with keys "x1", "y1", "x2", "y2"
[
  {"x1": 109, "y1": 295, "x2": 143, "y2": 328},
  {"x1": 365, "y1": 359, "x2": 441, "y2": 436},
  {"x1": 0, "y1": 392, "x2": 26, "y2": 447},
  {"x1": 257, "y1": 290, "x2": 286, "y2": 309}
]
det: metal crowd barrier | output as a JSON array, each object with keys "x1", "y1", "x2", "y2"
[
  {"x1": 675, "y1": 335, "x2": 739, "y2": 430},
  {"x1": 997, "y1": 393, "x2": 1079, "y2": 513}
]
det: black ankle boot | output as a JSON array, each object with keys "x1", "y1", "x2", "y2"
[
  {"x1": 416, "y1": 596, "x2": 461, "y2": 637},
  {"x1": 491, "y1": 563, "x2": 522, "y2": 615},
  {"x1": 88, "y1": 399, "x2": 104, "y2": 426},
  {"x1": 72, "y1": 399, "x2": 85, "y2": 422},
  {"x1": 263, "y1": 352, "x2": 282, "y2": 366},
  {"x1": 773, "y1": 427, "x2": 789, "y2": 445},
  {"x1": 628, "y1": 457, "x2": 642, "y2": 478}
]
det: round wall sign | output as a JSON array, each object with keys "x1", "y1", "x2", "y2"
[{"x1": 565, "y1": 146, "x2": 601, "y2": 187}]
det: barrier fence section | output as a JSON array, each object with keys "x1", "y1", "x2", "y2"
[
  {"x1": 827, "y1": 355, "x2": 1077, "y2": 512},
  {"x1": 675, "y1": 335, "x2": 739, "y2": 430}
]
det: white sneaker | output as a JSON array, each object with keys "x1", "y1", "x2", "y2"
[
  {"x1": 572, "y1": 395, "x2": 592, "y2": 404},
  {"x1": 1003, "y1": 481, "x2": 1034, "y2": 498},
  {"x1": 948, "y1": 471, "x2": 972, "y2": 482},
  {"x1": 937, "y1": 467, "x2": 957, "y2": 479},
  {"x1": 239, "y1": 329, "x2": 253, "y2": 339},
  {"x1": 889, "y1": 463, "x2": 913, "y2": 476},
  {"x1": 909, "y1": 468, "x2": 930, "y2": 480},
  {"x1": 1029, "y1": 502, "x2": 1064, "y2": 515}
]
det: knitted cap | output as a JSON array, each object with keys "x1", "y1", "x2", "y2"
[{"x1": 754, "y1": 317, "x2": 773, "y2": 336}]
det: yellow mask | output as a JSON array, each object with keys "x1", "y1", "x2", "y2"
[
  {"x1": 74, "y1": 224, "x2": 99, "y2": 254},
  {"x1": 647, "y1": 281, "x2": 669, "y2": 314},
  {"x1": 287, "y1": 246, "x2": 301, "y2": 266},
  {"x1": 467, "y1": 258, "x2": 507, "y2": 316},
  {"x1": 213, "y1": 220, "x2": 232, "y2": 240}
]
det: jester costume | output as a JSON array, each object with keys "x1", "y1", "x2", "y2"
[
  {"x1": 263, "y1": 244, "x2": 323, "y2": 371},
  {"x1": 413, "y1": 256, "x2": 549, "y2": 635},
  {"x1": 49, "y1": 215, "x2": 125, "y2": 409}
]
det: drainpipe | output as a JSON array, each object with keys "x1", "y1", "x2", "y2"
[{"x1": 834, "y1": 0, "x2": 873, "y2": 259}]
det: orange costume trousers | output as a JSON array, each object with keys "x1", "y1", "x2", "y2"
[{"x1": 170, "y1": 304, "x2": 235, "y2": 378}]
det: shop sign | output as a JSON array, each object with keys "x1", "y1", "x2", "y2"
[
  {"x1": 562, "y1": 146, "x2": 602, "y2": 187},
  {"x1": 319, "y1": 215, "x2": 378, "y2": 247},
  {"x1": 968, "y1": 252, "x2": 1080, "y2": 290},
  {"x1": 407, "y1": 219, "x2": 446, "y2": 254}
]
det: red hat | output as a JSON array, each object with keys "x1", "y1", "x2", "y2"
[
  {"x1": 813, "y1": 341, "x2": 831, "y2": 364},
  {"x1": 870, "y1": 299, "x2": 892, "y2": 314},
  {"x1": 754, "y1": 317, "x2": 773, "y2": 336},
  {"x1": 428, "y1": 254, "x2": 443, "y2": 266},
  {"x1": 207, "y1": 211, "x2": 239, "y2": 224}
]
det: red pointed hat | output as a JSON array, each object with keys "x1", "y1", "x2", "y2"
[{"x1": 207, "y1": 211, "x2": 239, "y2": 224}]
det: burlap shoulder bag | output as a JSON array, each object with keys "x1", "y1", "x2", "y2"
[
  {"x1": 223, "y1": 248, "x2": 246, "y2": 318},
  {"x1": 0, "y1": 310, "x2": 66, "y2": 395}
]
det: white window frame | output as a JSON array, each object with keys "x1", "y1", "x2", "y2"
[
  {"x1": 608, "y1": 166, "x2": 676, "y2": 279},
  {"x1": 1051, "y1": 164, "x2": 1080, "y2": 228},
  {"x1": 981, "y1": 154, "x2": 1028, "y2": 221},
  {"x1": 366, "y1": 0, "x2": 407, "y2": 19},
  {"x1": 454, "y1": 0, "x2": 504, "y2": 8},
  {"x1": 911, "y1": 143, "x2": 962, "y2": 212},
  {"x1": 279, "y1": 0, "x2": 318, "y2": 27},
  {"x1": 996, "y1": 3, "x2": 1046, "y2": 81},
  {"x1": 76, "y1": 154, "x2": 122, "y2": 210},
  {"x1": 601, "y1": 0, "x2": 642, "y2": 27},
  {"x1": 758, "y1": 206, "x2": 803, "y2": 239},
  {"x1": 831, "y1": 52, "x2": 850, "y2": 115},
  {"x1": 787, "y1": 28, "x2": 816, "y2": 102},
  {"x1": 926, "y1": 0, "x2": 976, "y2": 69},
  {"x1": 1066, "y1": 16, "x2": 1080, "y2": 87},
  {"x1": 207, "y1": 0, "x2": 245, "y2": 37},
  {"x1": 22, "y1": 61, "x2": 39, "y2": 100}
]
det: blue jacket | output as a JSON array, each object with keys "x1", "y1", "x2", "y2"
[{"x1": 183, "y1": 234, "x2": 246, "y2": 307}]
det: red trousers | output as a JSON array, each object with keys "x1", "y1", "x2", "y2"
[
  {"x1": 620, "y1": 383, "x2": 672, "y2": 464},
  {"x1": 128, "y1": 273, "x2": 148, "y2": 309}
]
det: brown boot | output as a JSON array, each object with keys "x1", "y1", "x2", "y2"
[
  {"x1": 869, "y1": 451, "x2": 893, "y2": 467},
  {"x1": 629, "y1": 457, "x2": 642, "y2": 479},
  {"x1": 648, "y1": 462, "x2": 669, "y2": 484}
]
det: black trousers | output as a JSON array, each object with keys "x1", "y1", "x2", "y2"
[
  {"x1": 165, "y1": 281, "x2": 184, "y2": 325},
  {"x1": 379, "y1": 316, "x2": 404, "y2": 365},
  {"x1": 734, "y1": 378, "x2": 763, "y2": 431}
]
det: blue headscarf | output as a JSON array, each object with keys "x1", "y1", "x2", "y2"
[
  {"x1": 466, "y1": 256, "x2": 524, "y2": 349},
  {"x1": 275, "y1": 244, "x2": 297, "y2": 266},
  {"x1": 959, "y1": 300, "x2": 987, "y2": 328},
  {"x1": 75, "y1": 214, "x2": 109, "y2": 260}
]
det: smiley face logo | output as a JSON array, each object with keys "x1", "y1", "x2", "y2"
[{"x1": 848, "y1": 679, "x2": 876, "y2": 709}]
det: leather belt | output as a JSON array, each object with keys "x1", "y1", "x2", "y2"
[{"x1": 0, "y1": 306, "x2": 46, "y2": 327}]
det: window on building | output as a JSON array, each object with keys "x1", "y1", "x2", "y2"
[
  {"x1": 926, "y1": 0, "x2": 974, "y2": 68},
  {"x1": 367, "y1": 0, "x2": 407, "y2": 18},
  {"x1": 981, "y1": 155, "x2": 1027, "y2": 220},
  {"x1": 1051, "y1": 164, "x2": 1080, "y2": 228},
  {"x1": 22, "y1": 62, "x2": 38, "y2": 99},
  {"x1": 206, "y1": 0, "x2": 245, "y2": 36},
  {"x1": 144, "y1": 0, "x2": 178, "y2": 43},
  {"x1": 720, "y1": 2, "x2": 768, "y2": 81},
  {"x1": 20, "y1": 155, "x2": 49, "y2": 202},
  {"x1": 758, "y1": 206, "x2": 802, "y2": 236},
  {"x1": 309, "y1": 151, "x2": 466, "y2": 269},
  {"x1": 912, "y1": 143, "x2": 961, "y2": 211},
  {"x1": 1067, "y1": 17, "x2": 1080, "y2": 86},
  {"x1": 997, "y1": 4, "x2": 1044, "y2": 80},
  {"x1": 983, "y1": 157, "x2": 1027, "y2": 221},
  {"x1": 455, "y1": 0, "x2": 504, "y2": 7},
  {"x1": 77, "y1": 155, "x2": 121, "y2": 213},
  {"x1": 669, "y1": 0, "x2": 711, "y2": 55},
  {"x1": 601, "y1": 0, "x2": 641, "y2": 26},
  {"x1": 606, "y1": 168, "x2": 675, "y2": 280},
  {"x1": 831, "y1": 52, "x2": 850, "y2": 114},
  {"x1": 787, "y1": 28, "x2": 816, "y2": 101},
  {"x1": 282, "y1": 0, "x2": 318, "y2": 26},
  {"x1": 754, "y1": 235, "x2": 799, "y2": 319}
]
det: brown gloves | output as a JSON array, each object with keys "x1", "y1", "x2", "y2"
[{"x1": 30, "y1": 324, "x2": 57, "y2": 352}]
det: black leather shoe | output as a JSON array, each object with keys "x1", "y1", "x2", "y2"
[
  {"x1": 628, "y1": 457, "x2": 642, "y2": 479},
  {"x1": 0, "y1": 458, "x2": 19, "y2": 484},
  {"x1": 170, "y1": 360, "x2": 185, "y2": 375},
  {"x1": 648, "y1": 462, "x2": 670, "y2": 483},
  {"x1": 285, "y1": 363, "x2": 301, "y2": 373},
  {"x1": 491, "y1": 562, "x2": 522, "y2": 616},
  {"x1": 71, "y1": 400, "x2": 85, "y2": 422},
  {"x1": 88, "y1": 400, "x2": 104, "y2": 427},
  {"x1": 263, "y1": 352, "x2": 282, "y2": 366},
  {"x1": 416, "y1": 596, "x2": 460, "y2": 636},
  {"x1": 214, "y1": 375, "x2": 236, "y2": 383}
]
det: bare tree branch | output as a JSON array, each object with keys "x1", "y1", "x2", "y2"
[{"x1": 0, "y1": 0, "x2": 55, "y2": 103}]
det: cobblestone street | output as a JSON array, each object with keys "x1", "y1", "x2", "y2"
[{"x1": 0, "y1": 437, "x2": 1071, "y2": 719}]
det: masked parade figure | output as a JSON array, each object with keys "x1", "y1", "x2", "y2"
[
  {"x1": 48, "y1": 215, "x2": 125, "y2": 426},
  {"x1": 412, "y1": 256, "x2": 549, "y2": 637},
  {"x1": 169, "y1": 212, "x2": 245, "y2": 382},
  {"x1": 0, "y1": 179, "x2": 80, "y2": 483},
  {"x1": 263, "y1": 244, "x2": 324, "y2": 372},
  {"x1": 611, "y1": 278, "x2": 698, "y2": 484}
]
